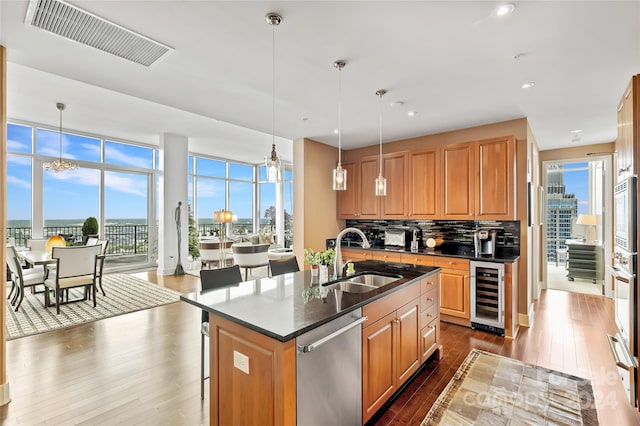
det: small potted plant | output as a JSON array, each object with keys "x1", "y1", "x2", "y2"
[
  {"x1": 304, "y1": 248, "x2": 323, "y2": 276},
  {"x1": 81, "y1": 216, "x2": 99, "y2": 245}
]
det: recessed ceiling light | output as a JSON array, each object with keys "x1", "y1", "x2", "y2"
[
  {"x1": 408, "y1": 111, "x2": 417, "y2": 116},
  {"x1": 570, "y1": 129, "x2": 583, "y2": 134},
  {"x1": 390, "y1": 101, "x2": 404, "y2": 107},
  {"x1": 333, "y1": 129, "x2": 339, "y2": 134},
  {"x1": 494, "y1": 3, "x2": 515, "y2": 17},
  {"x1": 521, "y1": 82, "x2": 535, "y2": 89}
]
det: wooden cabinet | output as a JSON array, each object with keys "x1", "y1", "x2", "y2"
[
  {"x1": 441, "y1": 136, "x2": 515, "y2": 220},
  {"x1": 616, "y1": 76, "x2": 638, "y2": 182},
  {"x1": 475, "y1": 136, "x2": 515, "y2": 220},
  {"x1": 371, "y1": 250, "x2": 402, "y2": 262},
  {"x1": 419, "y1": 274, "x2": 441, "y2": 363},
  {"x1": 210, "y1": 314, "x2": 296, "y2": 425},
  {"x1": 433, "y1": 257, "x2": 470, "y2": 325},
  {"x1": 362, "y1": 281, "x2": 421, "y2": 423},
  {"x1": 337, "y1": 156, "x2": 380, "y2": 219},
  {"x1": 381, "y1": 152, "x2": 410, "y2": 218},
  {"x1": 442, "y1": 142, "x2": 474, "y2": 219},
  {"x1": 408, "y1": 148, "x2": 440, "y2": 219},
  {"x1": 340, "y1": 247, "x2": 373, "y2": 261}
]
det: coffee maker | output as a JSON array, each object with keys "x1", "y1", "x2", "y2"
[{"x1": 473, "y1": 229, "x2": 497, "y2": 256}]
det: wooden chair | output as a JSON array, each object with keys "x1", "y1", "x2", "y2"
[
  {"x1": 231, "y1": 243, "x2": 269, "y2": 280},
  {"x1": 5, "y1": 245, "x2": 46, "y2": 312},
  {"x1": 269, "y1": 256, "x2": 299, "y2": 277},
  {"x1": 199, "y1": 265, "x2": 243, "y2": 400},
  {"x1": 44, "y1": 245, "x2": 103, "y2": 314}
]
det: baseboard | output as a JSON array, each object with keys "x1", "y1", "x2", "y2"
[
  {"x1": 0, "y1": 381, "x2": 10, "y2": 406},
  {"x1": 518, "y1": 304, "x2": 535, "y2": 328},
  {"x1": 440, "y1": 313, "x2": 471, "y2": 328}
]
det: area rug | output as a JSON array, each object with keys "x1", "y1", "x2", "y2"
[
  {"x1": 6, "y1": 273, "x2": 181, "y2": 340},
  {"x1": 422, "y1": 349, "x2": 599, "y2": 425}
]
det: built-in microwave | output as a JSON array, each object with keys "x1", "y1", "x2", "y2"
[{"x1": 614, "y1": 176, "x2": 637, "y2": 252}]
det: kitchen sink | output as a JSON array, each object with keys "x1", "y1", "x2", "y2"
[{"x1": 324, "y1": 272, "x2": 403, "y2": 293}]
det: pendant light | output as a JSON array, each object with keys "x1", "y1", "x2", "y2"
[
  {"x1": 43, "y1": 102, "x2": 78, "y2": 172},
  {"x1": 333, "y1": 60, "x2": 347, "y2": 191},
  {"x1": 264, "y1": 13, "x2": 282, "y2": 183},
  {"x1": 375, "y1": 90, "x2": 387, "y2": 196}
]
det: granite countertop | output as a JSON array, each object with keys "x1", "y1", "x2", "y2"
[
  {"x1": 180, "y1": 260, "x2": 439, "y2": 342},
  {"x1": 343, "y1": 244, "x2": 520, "y2": 263}
]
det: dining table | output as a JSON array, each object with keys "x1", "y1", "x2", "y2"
[{"x1": 17, "y1": 249, "x2": 57, "y2": 267}]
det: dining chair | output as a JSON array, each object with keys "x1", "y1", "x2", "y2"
[
  {"x1": 44, "y1": 245, "x2": 103, "y2": 314},
  {"x1": 94, "y1": 239, "x2": 109, "y2": 296},
  {"x1": 26, "y1": 238, "x2": 47, "y2": 251},
  {"x1": 199, "y1": 265, "x2": 242, "y2": 400},
  {"x1": 231, "y1": 243, "x2": 269, "y2": 280},
  {"x1": 5, "y1": 245, "x2": 46, "y2": 312},
  {"x1": 85, "y1": 237, "x2": 99, "y2": 247},
  {"x1": 269, "y1": 256, "x2": 299, "y2": 277}
]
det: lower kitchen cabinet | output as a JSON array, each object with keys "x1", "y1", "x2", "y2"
[
  {"x1": 362, "y1": 297, "x2": 421, "y2": 423},
  {"x1": 434, "y1": 257, "x2": 470, "y2": 326}
]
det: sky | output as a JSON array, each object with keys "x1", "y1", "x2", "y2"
[{"x1": 561, "y1": 162, "x2": 590, "y2": 215}]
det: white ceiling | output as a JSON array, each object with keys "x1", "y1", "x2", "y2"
[{"x1": 2, "y1": 1, "x2": 640, "y2": 164}]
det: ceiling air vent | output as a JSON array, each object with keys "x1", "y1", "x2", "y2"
[{"x1": 24, "y1": 0, "x2": 173, "y2": 67}]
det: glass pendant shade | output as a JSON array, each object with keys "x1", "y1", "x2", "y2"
[
  {"x1": 333, "y1": 164, "x2": 347, "y2": 191},
  {"x1": 375, "y1": 174, "x2": 387, "y2": 196},
  {"x1": 265, "y1": 143, "x2": 282, "y2": 183}
]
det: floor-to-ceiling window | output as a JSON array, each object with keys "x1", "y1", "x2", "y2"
[{"x1": 5, "y1": 122, "x2": 157, "y2": 270}]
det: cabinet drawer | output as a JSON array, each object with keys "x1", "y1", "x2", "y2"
[
  {"x1": 341, "y1": 248, "x2": 372, "y2": 261},
  {"x1": 433, "y1": 256, "x2": 469, "y2": 271},
  {"x1": 421, "y1": 286, "x2": 438, "y2": 312},
  {"x1": 372, "y1": 251, "x2": 403, "y2": 262},
  {"x1": 420, "y1": 319, "x2": 439, "y2": 361},
  {"x1": 420, "y1": 273, "x2": 439, "y2": 293},
  {"x1": 401, "y1": 254, "x2": 432, "y2": 266},
  {"x1": 420, "y1": 303, "x2": 438, "y2": 326},
  {"x1": 363, "y1": 281, "x2": 420, "y2": 326}
]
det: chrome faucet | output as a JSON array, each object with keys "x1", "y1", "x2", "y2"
[{"x1": 335, "y1": 227, "x2": 371, "y2": 278}]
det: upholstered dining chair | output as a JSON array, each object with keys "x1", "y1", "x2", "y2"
[
  {"x1": 44, "y1": 245, "x2": 103, "y2": 314},
  {"x1": 269, "y1": 256, "x2": 299, "y2": 277},
  {"x1": 93, "y1": 239, "x2": 109, "y2": 296},
  {"x1": 199, "y1": 265, "x2": 243, "y2": 400},
  {"x1": 26, "y1": 238, "x2": 47, "y2": 251},
  {"x1": 231, "y1": 243, "x2": 270, "y2": 280},
  {"x1": 5, "y1": 245, "x2": 46, "y2": 312}
]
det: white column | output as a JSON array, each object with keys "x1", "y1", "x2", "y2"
[
  {"x1": 158, "y1": 133, "x2": 189, "y2": 275},
  {"x1": 276, "y1": 180, "x2": 284, "y2": 247}
]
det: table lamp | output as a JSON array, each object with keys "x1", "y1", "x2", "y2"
[
  {"x1": 214, "y1": 209, "x2": 233, "y2": 265},
  {"x1": 576, "y1": 214, "x2": 598, "y2": 244}
]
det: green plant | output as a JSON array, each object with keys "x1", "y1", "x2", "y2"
[
  {"x1": 188, "y1": 204, "x2": 199, "y2": 259},
  {"x1": 81, "y1": 217, "x2": 99, "y2": 236},
  {"x1": 303, "y1": 248, "x2": 323, "y2": 266},
  {"x1": 304, "y1": 248, "x2": 336, "y2": 266}
]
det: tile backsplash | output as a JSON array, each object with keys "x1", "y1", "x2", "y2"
[{"x1": 344, "y1": 219, "x2": 520, "y2": 254}]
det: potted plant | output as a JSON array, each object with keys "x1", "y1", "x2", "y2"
[
  {"x1": 81, "y1": 216, "x2": 99, "y2": 244},
  {"x1": 304, "y1": 248, "x2": 323, "y2": 276}
]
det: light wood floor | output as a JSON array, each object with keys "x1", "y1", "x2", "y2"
[{"x1": 1, "y1": 271, "x2": 638, "y2": 425}]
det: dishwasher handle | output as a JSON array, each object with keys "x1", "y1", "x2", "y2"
[{"x1": 298, "y1": 316, "x2": 368, "y2": 353}]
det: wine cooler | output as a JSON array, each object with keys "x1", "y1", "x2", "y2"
[{"x1": 470, "y1": 261, "x2": 505, "y2": 336}]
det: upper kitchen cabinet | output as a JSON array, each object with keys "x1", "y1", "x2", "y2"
[
  {"x1": 381, "y1": 152, "x2": 410, "y2": 219},
  {"x1": 337, "y1": 156, "x2": 380, "y2": 219},
  {"x1": 442, "y1": 142, "x2": 475, "y2": 219},
  {"x1": 408, "y1": 148, "x2": 440, "y2": 219},
  {"x1": 616, "y1": 75, "x2": 639, "y2": 183},
  {"x1": 475, "y1": 136, "x2": 515, "y2": 220},
  {"x1": 442, "y1": 136, "x2": 515, "y2": 220}
]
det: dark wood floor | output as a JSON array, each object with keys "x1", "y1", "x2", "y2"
[{"x1": 1, "y1": 271, "x2": 639, "y2": 425}]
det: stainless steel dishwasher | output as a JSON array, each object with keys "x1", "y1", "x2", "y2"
[{"x1": 296, "y1": 308, "x2": 367, "y2": 425}]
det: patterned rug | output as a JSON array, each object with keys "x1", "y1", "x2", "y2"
[
  {"x1": 6, "y1": 273, "x2": 181, "y2": 340},
  {"x1": 422, "y1": 349, "x2": 599, "y2": 425}
]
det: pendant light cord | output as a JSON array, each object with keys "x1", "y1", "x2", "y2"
[
  {"x1": 272, "y1": 23, "x2": 275, "y2": 148},
  {"x1": 59, "y1": 105, "x2": 63, "y2": 161},
  {"x1": 338, "y1": 65, "x2": 342, "y2": 165},
  {"x1": 378, "y1": 92, "x2": 383, "y2": 175}
]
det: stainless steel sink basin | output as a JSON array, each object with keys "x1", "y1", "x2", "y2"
[{"x1": 324, "y1": 272, "x2": 403, "y2": 293}]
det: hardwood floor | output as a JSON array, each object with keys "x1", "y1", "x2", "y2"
[{"x1": 1, "y1": 271, "x2": 639, "y2": 425}]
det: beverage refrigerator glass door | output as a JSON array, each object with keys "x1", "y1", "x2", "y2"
[{"x1": 470, "y1": 261, "x2": 504, "y2": 335}]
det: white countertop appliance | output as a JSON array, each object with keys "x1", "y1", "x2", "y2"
[{"x1": 473, "y1": 229, "x2": 497, "y2": 256}]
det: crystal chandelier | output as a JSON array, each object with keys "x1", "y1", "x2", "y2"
[
  {"x1": 264, "y1": 13, "x2": 282, "y2": 183},
  {"x1": 43, "y1": 102, "x2": 78, "y2": 172}
]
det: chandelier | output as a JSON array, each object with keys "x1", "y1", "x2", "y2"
[{"x1": 43, "y1": 102, "x2": 78, "y2": 172}]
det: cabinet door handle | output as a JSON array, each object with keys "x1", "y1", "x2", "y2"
[{"x1": 426, "y1": 297, "x2": 434, "y2": 302}]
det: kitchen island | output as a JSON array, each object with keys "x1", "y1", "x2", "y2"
[{"x1": 181, "y1": 260, "x2": 441, "y2": 425}]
